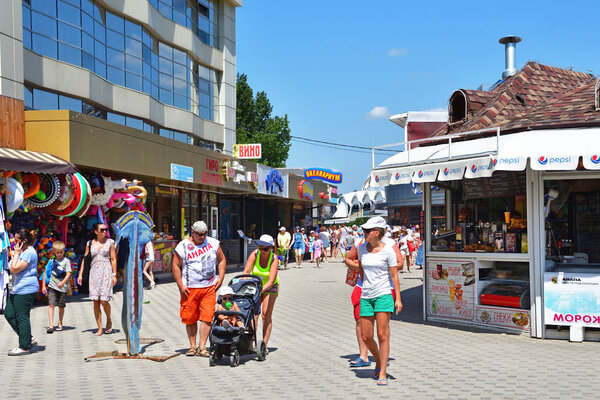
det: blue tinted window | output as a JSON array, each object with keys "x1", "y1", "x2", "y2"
[
  {"x1": 159, "y1": 128, "x2": 172, "y2": 139},
  {"x1": 142, "y1": 45, "x2": 152, "y2": 64},
  {"x1": 124, "y1": 20, "x2": 141, "y2": 40},
  {"x1": 32, "y1": 11, "x2": 57, "y2": 38},
  {"x1": 94, "y1": 21, "x2": 105, "y2": 41},
  {"x1": 125, "y1": 54, "x2": 142, "y2": 74},
  {"x1": 107, "y1": 67, "x2": 124, "y2": 86},
  {"x1": 159, "y1": 89, "x2": 173, "y2": 105},
  {"x1": 173, "y1": 63, "x2": 186, "y2": 80},
  {"x1": 106, "y1": 30, "x2": 124, "y2": 51},
  {"x1": 125, "y1": 116, "x2": 143, "y2": 130},
  {"x1": 58, "y1": 22, "x2": 81, "y2": 47},
  {"x1": 32, "y1": 33, "x2": 57, "y2": 58},
  {"x1": 57, "y1": 1, "x2": 80, "y2": 25},
  {"x1": 173, "y1": 130, "x2": 188, "y2": 143},
  {"x1": 59, "y1": 95, "x2": 82, "y2": 112},
  {"x1": 159, "y1": 57, "x2": 172, "y2": 74},
  {"x1": 158, "y1": 2, "x2": 172, "y2": 19},
  {"x1": 31, "y1": 0, "x2": 57, "y2": 17},
  {"x1": 94, "y1": 41, "x2": 106, "y2": 62},
  {"x1": 143, "y1": 79, "x2": 152, "y2": 95},
  {"x1": 172, "y1": 10, "x2": 186, "y2": 26},
  {"x1": 173, "y1": 78, "x2": 186, "y2": 95},
  {"x1": 23, "y1": 6, "x2": 31, "y2": 29},
  {"x1": 151, "y1": 84, "x2": 159, "y2": 98},
  {"x1": 142, "y1": 29, "x2": 152, "y2": 47},
  {"x1": 158, "y1": 42, "x2": 172, "y2": 59},
  {"x1": 82, "y1": 51, "x2": 94, "y2": 69},
  {"x1": 172, "y1": 48, "x2": 186, "y2": 65},
  {"x1": 106, "y1": 13, "x2": 124, "y2": 32},
  {"x1": 143, "y1": 61, "x2": 152, "y2": 78},
  {"x1": 125, "y1": 72, "x2": 142, "y2": 91},
  {"x1": 95, "y1": 59, "x2": 106, "y2": 77},
  {"x1": 24, "y1": 87, "x2": 33, "y2": 110},
  {"x1": 82, "y1": 32, "x2": 93, "y2": 53},
  {"x1": 58, "y1": 43, "x2": 81, "y2": 66},
  {"x1": 23, "y1": 30, "x2": 32, "y2": 49},
  {"x1": 62, "y1": 0, "x2": 80, "y2": 6},
  {"x1": 82, "y1": 13, "x2": 93, "y2": 32},
  {"x1": 159, "y1": 73, "x2": 173, "y2": 90},
  {"x1": 143, "y1": 122, "x2": 154, "y2": 133},
  {"x1": 174, "y1": 94, "x2": 188, "y2": 110},
  {"x1": 125, "y1": 37, "x2": 141, "y2": 56},
  {"x1": 107, "y1": 48, "x2": 124, "y2": 68},
  {"x1": 81, "y1": 0, "x2": 93, "y2": 15},
  {"x1": 33, "y1": 88, "x2": 58, "y2": 109},
  {"x1": 107, "y1": 112, "x2": 125, "y2": 124}
]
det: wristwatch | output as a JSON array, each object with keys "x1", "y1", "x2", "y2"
[{"x1": 112, "y1": 273, "x2": 117, "y2": 276}]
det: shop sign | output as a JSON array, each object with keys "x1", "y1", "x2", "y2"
[
  {"x1": 329, "y1": 187, "x2": 338, "y2": 195},
  {"x1": 257, "y1": 165, "x2": 288, "y2": 197},
  {"x1": 476, "y1": 306, "x2": 530, "y2": 330},
  {"x1": 370, "y1": 171, "x2": 390, "y2": 187},
  {"x1": 390, "y1": 168, "x2": 414, "y2": 185},
  {"x1": 464, "y1": 159, "x2": 495, "y2": 179},
  {"x1": 330, "y1": 197, "x2": 338, "y2": 204},
  {"x1": 298, "y1": 180, "x2": 314, "y2": 200},
  {"x1": 202, "y1": 158, "x2": 223, "y2": 186},
  {"x1": 531, "y1": 154, "x2": 578, "y2": 171},
  {"x1": 583, "y1": 153, "x2": 600, "y2": 170},
  {"x1": 155, "y1": 186, "x2": 177, "y2": 196},
  {"x1": 412, "y1": 167, "x2": 438, "y2": 183},
  {"x1": 493, "y1": 156, "x2": 527, "y2": 171},
  {"x1": 152, "y1": 241, "x2": 176, "y2": 273},
  {"x1": 426, "y1": 259, "x2": 476, "y2": 321},
  {"x1": 266, "y1": 170, "x2": 284, "y2": 194},
  {"x1": 233, "y1": 143, "x2": 262, "y2": 159},
  {"x1": 544, "y1": 272, "x2": 600, "y2": 327},
  {"x1": 222, "y1": 160, "x2": 248, "y2": 184},
  {"x1": 319, "y1": 192, "x2": 329, "y2": 200},
  {"x1": 247, "y1": 171, "x2": 259, "y2": 188},
  {"x1": 170, "y1": 163, "x2": 193, "y2": 183},
  {"x1": 303, "y1": 168, "x2": 342, "y2": 184}
]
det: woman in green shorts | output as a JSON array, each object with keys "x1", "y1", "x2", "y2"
[
  {"x1": 357, "y1": 217, "x2": 402, "y2": 386},
  {"x1": 243, "y1": 234, "x2": 279, "y2": 350}
]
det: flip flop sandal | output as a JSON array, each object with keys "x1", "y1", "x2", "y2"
[
  {"x1": 196, "y1": 348, "x2": 210, "y2": 357},
  {"x1": 55, "y1": 326, "x2": 63, "y2": 331},
  {"x1": 185, "y1": 347, "x2": 197, "y2": 356},
  {"x1": 373, "y1": 368, "x2": 380, "y2": 378},
  {"x1": 349, "y1": 357, "x2": 371, "y2": 367},
  {"x1": 46, "y1": 327, "x2": 54, "y2": 334},
  {"x1": 377, "y1": 379, "x2": 389, "y2": 386}
]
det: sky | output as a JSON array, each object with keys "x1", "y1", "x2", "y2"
[{"x1": 236, "y1": 0, "x2": 600, "y2": 194}]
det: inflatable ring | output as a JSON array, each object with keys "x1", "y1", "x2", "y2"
[
  {"x1": 22, "y1": 174, "x2": 60, "y2": 208},
  {"x1": 21, "y1": 173, "x2": 41, "y2": 198},
  {"x1": 49, "y1": 173, "x2": 88, "y2": 217},
  {"x1": 5, "y1": 178, "x2": 24, "y2": 213},
  {"x1": 75, "y1": 177, "x2": 92, "y2": 218},
  {"x1": 1, "y1": 171, "x2": 16, "y2": 178},
  {"x1": 127, "y1": 185, "x2": 147, "y2": 202},
  {"x1": 46, "y1": 174, "x2": 75, "y2": 211}
]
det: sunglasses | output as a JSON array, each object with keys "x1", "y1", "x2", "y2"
[
  {"x1": 258, "y1": 246, "x2": 271, "y2": 251},
  {"x1": 98, "y1": 228, "x2": 108, "y2": 232},
  {"x1": 222, "y1": 296, "x2": 233, "y2": 300},
  {"x1": 363, "y1": 228, "x2": 372, "y2": 233},
  {"x1": 192, "y1": 231, "x2": 207, "y2": 236}
]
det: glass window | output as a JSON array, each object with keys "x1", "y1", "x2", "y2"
[
  {"x1": 94, "y1": 21, "x2": 105, "y2": 41},
  {"x1": 124, "y1": 20, "x2": 141, "y2": 40},
  {"x1": 172, "y1": 10, "x2": 186, "y2": 26},
  {"x1": 159, "y1": 128, "x2": 173, "y2": 139},
  {"x1": 173, "y1": 0, "x2": 186, "y2": 13},
  {"x1": 81, "y1": 0, "x2": 93, "y2": 15},
  {"x1": 106, "y1": 30, "x2": 124, "y2": 51},
  {"x1": 173, "y1": 63, "x2": 186, "y2": 80},
  {"x1": 32, "y1": 33, "x2": 58, "y2": 58},
  {"x1": 125, "y1": 72, "x2": 142, "y2": 91},
  {"x1": 125, "y1": 116, "x2": 143, "y2": 130},
  {"x1": 158, "y1": 2, "x2": 172, "y2": 19},
  {"x1": 23, "y1": 29, "x2": 32, "y2": 49},
  {"x1": 58, "y1": 22, "x2": 81, "y2": 47},
  {"x1": 125, "y1": 37, "x2": 141, "y2": 57},
  {"x1": 107, "y1": 66, "x2": 124, "y2": 86},
  {"x1": 33, "y1": 88, "x2": 59, "y2": 110},
  {"x1": 31, "y1": 0, "x2": 57, "y2": 17},
  {"x1": 158, "y1": 42, "x2": 172, "y2": 59},
  {"x1": 82, "y1": 51, "x2": 94, "y2": 70},
  {"x1": 58, "y1": 43, "x2": 81, "y2": 66},
  {"x1": 159, "y1": 57, "x2": 173, "y2": 74},
  {"x1": 174, "y1": 94, "x2": 188, "y2": 110},
  {"x1": 151, "y1": 51, "x2": 159, "y2": 69},
  {"x1": 159, "y1": 89, "x2": 173, "y2": 105},
  {"x1": 125, "y1": 54, "x2": 142, "y2": 74},
  {"x1": 94, "y1": 40, "x2": 106, "y2": 62},
  {"x1": 95, "y1": 59, "x2": 106, "y2": 77},
  {"x1": 106, "y1": 13, "x2": 124, "y2": 32},
  {"x1": 57, "y1": 1, "x2": 80, "y2": 26},
  {"x1": 199, "y1": 106, "x2": 211, "y2": 120},
  {"x1": 82, "y1": 13, "x2": 93, "y2": 33},
  {"x1": 143, "y1": 122, "x2": 154, "y2": 133},
  {"x1": 107, "y1": 48, "x2": 124, "y2": 68},
  {"x1": 159, "y1": 73, "x2": 173, "y2": 90},
  {"x1": 173, "y1": 78, "x2": 186, "y2": 95},
  {"x1": 32, "y1": 11, "x2": 57, "y2": 38},
  {"x1": 173, "y1": 130, "x2": 188, "y2": 143},
  {"x1": 59, "y1": 95, "x2": 82, "y2": 112},
  {"x1": 82, "y1": 32, "x2": 93, "y2": 53},
  {"x1": 142, "y1": 45, "x2": 152, "y2": 64},
  {"x1": 151, "y1": 84, "x2": 159, "y2": 99},
  {"x1": 24, "y1": 87, "x2": 33, "y2": 110},
  {"x1": 142, "y1": 61, "x2": 152, "y2": 79},
  {"x1": 142, "y1": 29, "x2": 152, "y2": 47},
  {"x1": 62, "y1": 0, "x2": 80, "y2": 6},
  {"x1": 172, "y1": 48, "x2": 186, "y2": 66},
  {"x1": 143, "y1": 78, "x2": 152, "y2": 95},
  {"x1": 151, "y1": 67, "x2": 159, "y2": 84},
  {"x1": 107, "y1": 112, "x2": 125, "y2": 124},
  {"x1": 23, "y1": 6, "x2": 31, "y2": 30},
  {"x1": 83, "y1": 102, "x2": 105, "y2": 118}
]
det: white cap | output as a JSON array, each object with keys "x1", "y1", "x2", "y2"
[
  {"x1": 361, "y1": 216, "x2": 387, "y2": 230},
  {"x1": 279, "y1": 226, "x2": 286, "y2": 231},
  {"x1": 218, "y1": 286, "x2": 234, "y2": 298},
  {"x1": 256, "y1": 234, "x2": 275, "y2": 247},
  {"x1": 192, "y1": 221, "x2": 208, "y2": 233},
  {"x1": 392, "y1": 227, "x2": 401, "y2": 233}
]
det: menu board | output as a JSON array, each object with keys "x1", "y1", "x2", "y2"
[
  {"x1": 476, "y1": 306, "x2": 530, "y2": 331},
  {"x1": 462, "y1": 171, "x2": 526, "y2": 200},
  {"x1": 426, "y1": 259, "x2": 476, "y2": 321}
]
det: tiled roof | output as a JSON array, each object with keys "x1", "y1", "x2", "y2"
[{"x1": 433, "y1": 61, "x2": 599, "y2": 136}]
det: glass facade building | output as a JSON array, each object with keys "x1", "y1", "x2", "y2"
[{"x1": 22, "y1": 0, "x2": 219, "y2": 129}]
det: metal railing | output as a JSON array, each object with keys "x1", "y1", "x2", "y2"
[{"x1": 371, "y1": 127, "x2": 501, "y2": 169}]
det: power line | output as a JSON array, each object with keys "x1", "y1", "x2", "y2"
[
  {"x1": 291, "y1": 138, "x2": 376, "y2": 155},
  {"x1": 291, "y1": 135, "x2": 402, "y2": 153}
]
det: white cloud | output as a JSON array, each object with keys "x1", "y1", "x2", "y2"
[
  {"x1": 367, "y1": 106, "x2": 391, "y2": 119},
  {"x1": 387, "y1": 48, "x2": 408, "y2": 57}
]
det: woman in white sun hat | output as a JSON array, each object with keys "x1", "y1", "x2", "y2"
[
  {"x1": 357, "y1": 216, "x2": 402, "y2": 386},
  {"x1": 243, "y1": 234, "x2": 279, "y2": 351}
]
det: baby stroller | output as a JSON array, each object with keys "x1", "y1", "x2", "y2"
[{"x1": 208, "y1": 274, "x2": 267, "y2": 367}]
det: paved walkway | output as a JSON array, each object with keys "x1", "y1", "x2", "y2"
[{"x1": 1, "y1": 260, "x2": 598, "y2": 399}]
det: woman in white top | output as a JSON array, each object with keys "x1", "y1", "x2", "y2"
[{"x1": 358, "y1": 217, "x2": 402, "y2": 386}]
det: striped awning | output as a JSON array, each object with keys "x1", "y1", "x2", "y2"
[{"x1": 0, "y1": 147, "x2": 76, "y2": 174}]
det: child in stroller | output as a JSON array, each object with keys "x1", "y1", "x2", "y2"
[
  {"x1": 216, "y1": 286, "x2": 246, "y2": 334},
  {"x1": 208, "y1": 275, "x2": 267, "y2": 367}
]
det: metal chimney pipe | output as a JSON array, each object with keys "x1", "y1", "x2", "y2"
[{"x1": 499, "y1": 35, "x2": 522, "y2": 79}]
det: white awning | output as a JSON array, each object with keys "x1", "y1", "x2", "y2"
[{"x1": 369, "y1": 128, "x2": 600, "y2": 187}]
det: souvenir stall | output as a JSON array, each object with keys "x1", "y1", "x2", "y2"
[{"x1": 370, "y1": 127, "x2": 600, "y2": 340}]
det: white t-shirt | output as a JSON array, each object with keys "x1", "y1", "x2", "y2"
[
  {"x1": 175, "y1": 237, "x2": 220, "y2": 288},
  {"x1": 355, "y1": 237, "x2": 396, "y2": 289},
  {"x1": 358, "y1": 242, "x2": 397, "y2": 299}
]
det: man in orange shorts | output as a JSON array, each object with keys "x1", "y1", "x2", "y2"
[{"x1": 172, "y1": 221, "x2": 227, "y2": 357}]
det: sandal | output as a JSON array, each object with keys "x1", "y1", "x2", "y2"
[
  {"x1": 373, "y1": 368, "x2": 380, "y2": 378},
  {"x1": 377, "y1": 379, "x2": 388, "y2": 386},
  {"x1": 185, "y1": 347, "x2": 196, "y2": 356},
  {"x1": 55, "y1": 326, "x2": 63, "y2": 331},
  {"x1": 196, "y1": 348, "x2": 210, "y2": 357},
  {"x1": 349, "y1": 357, "x2": 371, "y2": 367},
  {"x1": 46, "y1": 327, "x2": 54, "y2": 334},
  {"x1": 104, "y1": 322, "x2": 113, "y2": 334}
]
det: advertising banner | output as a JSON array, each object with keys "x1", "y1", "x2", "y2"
[
  {"x1": 170, "y1": 163, "x2": 193, "y2": 182},
  {"x1": 426, "y1": 259, "x2": 477, "y2": 321},
  {"x1": 544, "y1": 272, "x2": 600, "y2": 327},
  {"x1": 476, "y1": 306, "x2": 530, "y2": 331},
  {"x1": 257, "y1": 164, "x2": 289, "y2": 197},
  {"x1": 233, "y1": 143, "x2": 262, "y2": 159}
]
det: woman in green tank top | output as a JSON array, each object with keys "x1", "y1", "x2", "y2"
[{"x1": 243, "y1": 234, "x2": 279, "y2": 350}]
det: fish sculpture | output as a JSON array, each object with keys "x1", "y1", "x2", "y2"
[{"x1": 114, "y1": 211, "x2": 154, "y2": 355}]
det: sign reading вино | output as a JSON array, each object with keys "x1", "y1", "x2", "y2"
[
  {"x1": 303, "y1": 168, "x2": 342, "y2": 184},
  {"x1": 233, "y1": 143, "x2": 262, "y2": 159}
]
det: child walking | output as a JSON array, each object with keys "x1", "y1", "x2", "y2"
[
  {"x1": 313, "y1": 236, "x2": 323, "y2": 268},
  {"x1": 42, "y1": 241, "x2": 72, "y2": 333}
]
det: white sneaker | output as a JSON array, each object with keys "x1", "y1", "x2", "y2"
[{"x1": 8, "y1": 348, "x2": 31, "y2": 356}]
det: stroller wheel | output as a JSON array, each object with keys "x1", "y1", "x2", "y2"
[
  {"x1": 229, "y1": 349, "x2": 240, "y2": 367},
  {"x1": 256, "y1": 340, "x2": 267, "y2": 361},
  {"x1": 209, "y1": 349, "x2": 220, "y2": 367}
]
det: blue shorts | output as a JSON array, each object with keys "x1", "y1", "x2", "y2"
[{"x1": 293, "y1": 242, "x2": 304, "y2": 250}]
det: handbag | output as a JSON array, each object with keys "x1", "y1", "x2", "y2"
[
  {"x1": 408, "y1": 241, "x2": 416, "y2": 253},
  {"x1": 345, "y1": 268, "x2": 359, "y2": 286}
]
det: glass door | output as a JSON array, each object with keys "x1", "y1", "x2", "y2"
[{"x1": 210, "y1": 206, "x2": 219, "y2": 239}]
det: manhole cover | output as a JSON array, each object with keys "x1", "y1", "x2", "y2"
[{"x1": 114, "y1": 338, "x2": 164, "y2": 344}]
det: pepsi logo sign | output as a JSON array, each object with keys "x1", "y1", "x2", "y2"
[
  {"x1": 537, "y1": 156, "x2": 572, "y2": 166},
  {"x1": 395, "y1": 173, "x2": 400, "y2": 179},
  {"x1": 471, "y1": 165, "x2": 477, "y2": 173},
  {"x1": 443, "y1": 168, "x2": 449, "y2": 176},
  {"x1": 418, "y1": 170, "x2": 424, "y2": 178},
  {"x1": 492, "y1": 158, "x2": 498, "y2": 166},
  {"x1": 375, "y1": 175, "x2": 379, "y2": 182},
  {"x1": 591, "y1": 155, "x2": 600, "y2": 164},
  {"x1": 538, "y1": 156, "x2": 548, "y2": 165}
]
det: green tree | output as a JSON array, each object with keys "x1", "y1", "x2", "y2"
[{"x1": 236, "y1": 73, "x2": 291, "y2": 167}]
